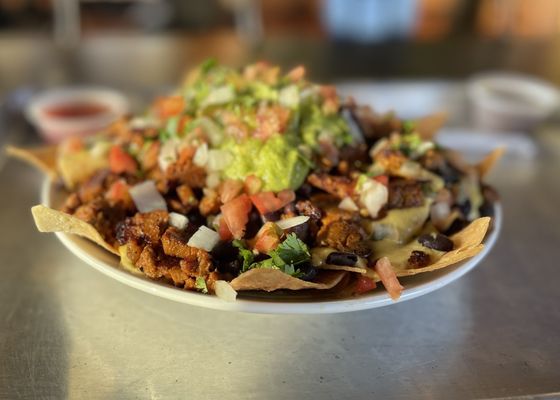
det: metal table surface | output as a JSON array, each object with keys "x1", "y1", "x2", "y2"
[{"x1": 1, "y1": 116, "x2": 560, "y2": 399}]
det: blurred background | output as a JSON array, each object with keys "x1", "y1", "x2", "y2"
[
  {"x1": 2, "y1": 0, "x2": 560, "y2": 158},
  {"x1": 2, "y1": 0, "x2": 560, "y2": 92}
]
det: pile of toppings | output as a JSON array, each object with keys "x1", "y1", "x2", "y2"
[{"x1": 52, "y1": 60, "x2": 497, "y2": 300}]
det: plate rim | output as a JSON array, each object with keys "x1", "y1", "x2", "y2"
[{"x1": 42, "y1": 179, "x2": 502, "y2": 314}]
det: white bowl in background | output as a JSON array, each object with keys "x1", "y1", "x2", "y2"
[
  {"x1": 27, "y1": 87, "x2": 129, "y2": 143},
  {"x1": 467, "y1": 73, "x2": 560, "y2": 132}
]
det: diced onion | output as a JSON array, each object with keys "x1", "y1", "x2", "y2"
[
  {"x1": 169, "y1": 212, "x2": 189, "y2": 230},
  {"x1": 197, "y1": 117, "x2": 223, "y2": 146},
  {"x1": 158, "y1": 138, "x2": 179, "y2": 172},
  {"x1": 369, "y1": 138, "x2": 389, "y2": 158},
  {"x1": 430, "y1": 202, "x2": 450, "y2": 224},
  {"x1": 206, "y1": 172, "x2": 221, "y2": 189},
  {"x1": 359, "y1": 180, "x2": 388, "y2": 218},
  {"x1": 129, "y1": 181, "x2": 167, "y2": 213},
  {"x1": 193, "y1": 142, "x2": 209, "y2": 167},
  {"x1": 339, "y1": 197, "x2": 359, "y2": 212},
  {"x1": 412, "y1": 141, "x2": 435, "y2": 158},
  {"x1": 89, "y1": 141, "x2": 112, "y2": 159},
  {"x1": 187, "y1": 226, "x2": 220, "y2": 252},
  {"x1": 201, "y1": 86, "x2": 235, "y2": 108},
  {"x1": 129, "y1": 116, "x2": 159, "y2": 130},
  {"x1": 207, "y1": 149, "x2": 233, "y2": 171},
  {"x1": 214, "y1": 280, "x2": 238, "y2": 302},
  {"x1": 278, "y1": 85, "x2": 299, "y2": 108},
  {"x1": 275, "y1": 215, "x2": 310, "y2": 230}
]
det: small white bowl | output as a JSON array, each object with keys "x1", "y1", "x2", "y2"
[
  {"x1": 467, "y1": 73, "x2": 560, "y2": 132},
  {"x1": 27, "y1": 87, "x2": 129, "y2": 143}
]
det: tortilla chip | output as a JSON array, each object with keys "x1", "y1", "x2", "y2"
[
  {"x1": 230, "y1": 269, "x2": 346, "y2": 292},
  {"x1": 477, "y1": 147, "x2": 505, "y2": 178},
  {"x1": 413, "y1": 112, "x2": 447, "y2": 140},
  {"x1": 57, "y1": 151, "x2": 108, "y2": 190},
  {"x1": 394, "y1": 217, "x2": 490, "y2": 278},
  {"x1": 31, "y1": 204, "x2": 118, "y2": 255},
  {"x1": 319, "y1": 264, "x2": 366, "y2": 274},
  {"x1": 449, "y1": 216, "x2": 491, "y2": 248},
  {"x1": 367, "y1": 216, "x2": 491, "y2": 281},
  {"x1": 5, "y1": 145, "x2": 58, "y2": 180}
]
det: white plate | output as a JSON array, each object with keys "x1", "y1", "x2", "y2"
[{"x1": 42, "y1": 179, "x2": 501, "y2": 314}]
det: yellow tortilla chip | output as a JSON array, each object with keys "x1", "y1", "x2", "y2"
[
  {"x1": 318, "y1": 264, "x2": 366, "y2": 274},
  {"x1": 230, "y1": 269, "x2": 346, "y2": 292},
  {"x1": 413, "y1": 112, "x2": 447, "y2": 140},
  {"x1": 31, "y1": 204, "x2": 118, "y2": 255},
  {"x1": 5, "y1": 145, "x2": 58, "y2": 180},
  {"x1": 477, "y1": 147, "x2": 505, "y2": 178},
  {"x1": 367, "y1": 217, "x2": 491, "y2": 280},
  {"x1": 395, "y1": 217, "x2": 490, "y2": 277},
  {"x1": 57, "y1": 151, "x2": 108, "y2": 190}
]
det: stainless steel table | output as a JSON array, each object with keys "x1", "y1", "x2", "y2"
[{"x1": 1, "y1": 111, "x2": 560, "y2": 399}]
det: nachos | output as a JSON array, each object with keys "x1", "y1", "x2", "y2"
[{"x1": 9, "y1": 60, "x2": 500, "y2": 301}]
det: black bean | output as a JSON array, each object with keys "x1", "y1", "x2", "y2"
[
  {"x1": 296, "y1": 262, "x2": 317, "y2": 281},
  {"x1": 244, "y1": 208, "x2": 263, "y2": 239},
  {"x1": 479, "y1": 200, "x2": 495, "y2": 218},
  {"x1": 326, "y1": 252, "x2": 358, "y2": 266},
  {"x1": 186, "y1": 211, "x2": 205, "y2": 228},
  {"x1": 296, "y1": 183, "x2": 314, "y2": 199},
  {"x1": 210, "y1": 241, "x2": 238, "y2": 263},
  {"x1": 262, "y1": 210, "x2": 281, "y2": 222},
  {"x1": 444, "y1": 219, "x2": 469, "y2": 236},
  {"x1": 438, "y1": 162, "x2": 462, "y2": 185},
  {"x1": 457, "y1": 200, "x2": 471, "y2": 219},
  {"x1": 286, "y1": 222, "x2": 311, "y2": 244},
  {"x1": 216, "y1": 259, "x2": 241, "y2": 275},
  {"x1": 418, "y1": 233, "x2": 454, "y2": 252},
  {"x1": 408, "y1": 250, "x2": 431, "y2": 268}
]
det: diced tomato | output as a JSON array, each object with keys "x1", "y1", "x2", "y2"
[
  {"x1": 373, "y1": 175, "x2": 389, "y2": 186},
  {"x1": 109, "y1": 145, "x2": 137, "y2": 174},
  {"x1": 374, "y1": 257, "x2": 404, "y2": 300},
  {"x1": 106, "y1": 179, "x2": 132, "y2": 207},
  {"x1": 250, "y1": 189, "x2": 295, "y2": 215},
  {"x1": 220, "y1": 194, "x2": 252, "y2": 239},
  {"x1": 287, "y1": 65, "x2": 305, "y2": 82},
  {"x1": 244, "y1": 175, "x2": 263, "y2": 195},
  {"x1": 319, "y1": 85, "x2": 339, "y2": 114},
  {"x1": 61, "y1": 136, "x2": 84, "y2": 153},
  {"x1": 250, "y1": 192, "x2": 277, "y2": 214},
  {"x1": 254, "y1": 222, "x2": 282, "y2": 253},
  {"x1": 220, "y1": 179, "x2": 244, "y2": 204},
  {"x1": 218, "y1": 217, "x2": 234, "y2": 241},
  {"x1": 154, "y1": 96, "x2": 185, "y2": 118},
  {"x1": 254, "y1": 105, "x2": 290, "y2": 139},
  {"x1": 355, "y1": 275, "x2": 377, "y2": 294}
]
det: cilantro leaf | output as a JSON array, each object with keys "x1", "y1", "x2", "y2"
[
  {"x1": 233, "y1": 240, "x2": 255, "y2": 272},
  {"x1": 245, "y1": 233, "x2": 310, "y2": 277},
  {"x1": 195, "y1": 277, "x2": 208, "y2": 293},
  {"x1": 273, "y1": 233, "x2": 310, "y2": 267}
]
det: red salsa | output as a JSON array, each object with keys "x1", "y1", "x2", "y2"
[{"x1": 44, "y1": 102, "x2": 109, "y2": 118}]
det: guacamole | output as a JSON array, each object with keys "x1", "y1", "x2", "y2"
[
  {"x1": 221, "y1": 135, "x2": 309, "y2": 191},
  {"x1": 153, "y1": 59, "x2": 364, "y2": 192}
]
